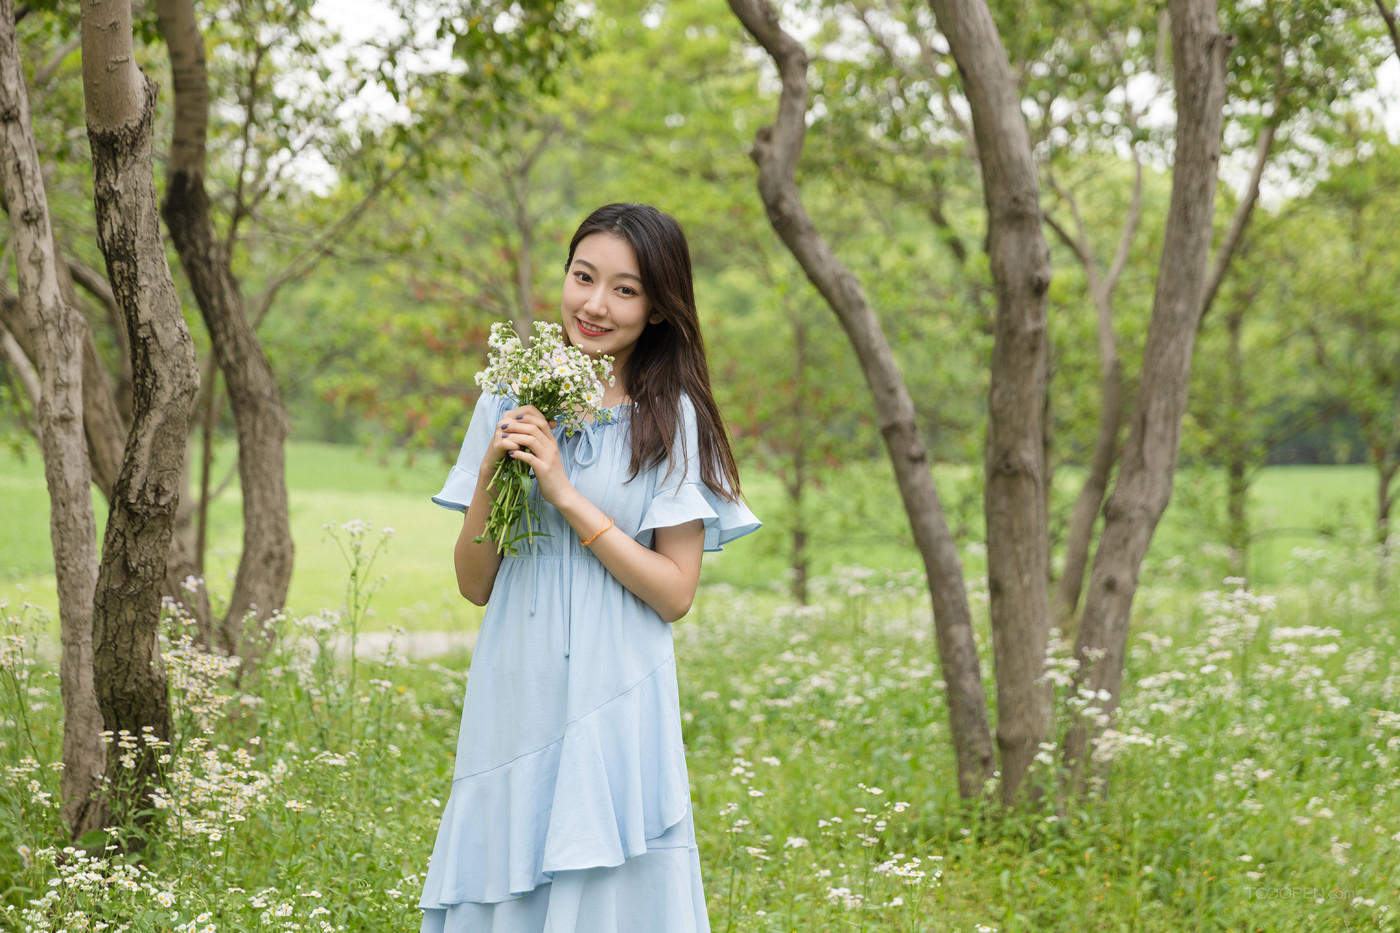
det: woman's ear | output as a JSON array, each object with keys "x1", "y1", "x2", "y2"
[{"x1": 649, "y1": 312, "x2": 664, "y2": 325}]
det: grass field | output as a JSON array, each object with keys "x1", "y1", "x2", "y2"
[
  {"x1": 0, "y1": 438, "x2": 1381, "y2": 630},
  {"x1": 2, "y1": 440, "x2": 1397, "y2": 930},
  {"x1": 3, "y1": 543, "x2": 1396, "y2": 930}
]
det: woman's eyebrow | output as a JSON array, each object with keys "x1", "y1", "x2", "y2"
[{"x1": 572, "y1": 257, "x2": 642, "y2": 284}]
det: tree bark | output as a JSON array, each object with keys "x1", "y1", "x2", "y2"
[
  {"x1": 1, "y1": 0, "x2": 107, "y2": 838},
  {"x1": 156, "y1": 0, "x2": 293, "y2": 659},
  {"x1": 82, "y1": 0, "x2": 200, "y2": 830},
  {"x1": 1066, "y1": 0, "x2": 1233, "y2": 779},
  {"x1": 727, "y1": 0, "x2": 996, "y2": 798},
  {"x1": 2, "y1": 247, "x2": 209, "y2": 644},
  {"x1": 927, "y1": 0, "x2": 1054, "y2": 803}
]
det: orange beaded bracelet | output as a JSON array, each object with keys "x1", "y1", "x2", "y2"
[{"x1": 580, "y1": 516, "x2": 613, "y2": 547}]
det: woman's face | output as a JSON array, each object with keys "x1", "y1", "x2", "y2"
[{"x1": 561, "y1": 233, "x2": 661, "y2": 378}]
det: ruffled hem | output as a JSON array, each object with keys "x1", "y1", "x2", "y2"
[
  {"x1": 420, "y1": 842, "x2": 708, "y2": 933},
  {"x1": 636, "y1": 482, "x2": 761, "y2": 552},
  {"x1": 419, "y1": 657, "x2": 692, "y2": 907},
  {"x1": 432, "y1": 464, "x2": 478, "y2": 512}
]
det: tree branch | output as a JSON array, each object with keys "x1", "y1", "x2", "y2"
[
  {"x1": 1104, "y1": 152, "x2": 1144, "y2": 298},
  {"x1": 226, "y1": 36, "x2": 271, "y2": 257},
  {"x1": 66, "y1": 257, "x2": 119, "y2": 317},
  {"x1": 1376, "y1": 0, "x2": 1400, "y2": 59},
  {"x1": 727, "y1": 0, "x2": 810, "y2": 181},
  {"x1": 0, "y1": 318, "x2": 41, "y2": 433},
  {"x1": 1199, "y1": 119, "x2": 1278, "y2": 323},
  {"x1": 250, "y1": 155, "x2": 415, "y2": 326},
  {"x1": 34, "y1": 35, "x2": 80, "y2": 88},
  {"x1": 1044, "y1": 172, "x2": 1096, "y2": 269}
]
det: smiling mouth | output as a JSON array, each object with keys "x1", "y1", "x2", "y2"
[{"x1": 576, "y1": 320, "x2": 611, "y2": 338}]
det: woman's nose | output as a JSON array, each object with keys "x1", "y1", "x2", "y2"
[{"x1": 581, "y1": 285, "x2": 606, "y2": 313}]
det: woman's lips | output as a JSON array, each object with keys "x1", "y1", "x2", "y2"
[{"x1": 577, "y1": 320, "x2": 610, "y2": 337}]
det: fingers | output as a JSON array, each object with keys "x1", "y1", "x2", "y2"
[
  {"x1": 494, "y1": 406, "x2": 576, "y2": 505},
  {"x1": 496, "y1": 411, "x2": 560, "y2": 470},
  {"x1": 499, "y1": 407, "x2": 560, "y2": 443},
  {"x1": 502, "y1": 406, "x2": 559, "y2": 430},
  {"x1": 498, "y1": 419, "x2": 551, "y2": 449}
]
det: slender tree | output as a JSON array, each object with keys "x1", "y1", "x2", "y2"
[
  {"x1": 81, "y1": 0, "x2": 200, "y2": 831},
  {"x1": 726, "y1": 0, "x2": 997, "y2": 799},
  {"x1": 155, "y1": 0, "x2": 292, "y2": 660},
  {"x1": 0, "y1": 0, "x2": 105, "y2": 837},
  {"x1": 1065, "y1": 0, "x2": 1233, "y2": 779},
  {"x1": 926, "y1": 0, "x2": 1055, "y2": 803}
]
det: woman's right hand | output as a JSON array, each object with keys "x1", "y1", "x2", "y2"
[
  {"x1": 477, "y1": 406, "x2": 565, "y2": 494},
  {"x1": 476, "y1": 409, "x2": 522, "y2": 491}
]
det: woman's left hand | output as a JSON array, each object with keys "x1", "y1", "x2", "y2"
[{"x1": 498, "y1": 405, "x2": 573, "y2": 505}]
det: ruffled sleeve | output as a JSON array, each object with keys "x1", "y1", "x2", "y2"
[
  {"x1": 635, "y1": 395, "x2": 761, "y2": 552},
  {"x1": 432, "y1": 391, "x2": 509, "y2": 512}
]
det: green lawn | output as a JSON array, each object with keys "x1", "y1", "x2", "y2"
[
  {"x1": 0, "y1": 438, "x2": 1382, "y2": 629},
  {"x1": 4, "y1": 545, "x2": 1395, "y2": 931},
  {"x1": 1, "y1": 439, "x2": 1394, "y2": 931}
]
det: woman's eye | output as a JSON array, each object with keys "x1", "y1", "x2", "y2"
[
  {"x1": 574, "y1": 271, "x2": 592, "y2": 283},
  {"x1": 618, "y1": 286, "x2": 637, "y2": 297}
]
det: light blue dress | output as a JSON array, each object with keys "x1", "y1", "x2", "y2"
[{"x1": 420, "y1": 391, "x2": 760, "y2": 933}]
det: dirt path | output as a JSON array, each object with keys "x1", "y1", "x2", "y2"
[{"x1": 323, "y1": 629, "x2": 478, "y2": 660}]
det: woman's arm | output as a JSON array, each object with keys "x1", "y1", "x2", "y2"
[
  {"x1": 499, "y1": 406, "x2": 706, "y2": 622},
  {"x1": 452, "y1": 411, "x2": 525, "y2": 605},
  {"x1": 555, "y1": 493, "x2": 704, "y2": 624},
  {"x1": 453, "y1": 474, "x2": 506, "y2": 605}
]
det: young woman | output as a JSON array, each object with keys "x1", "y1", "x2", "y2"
[{"x1": 419, "y1": 203, "x2": 759, "y2": 933}]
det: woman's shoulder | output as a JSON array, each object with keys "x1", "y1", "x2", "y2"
[{"x1": 677, "y1": 391, "x2": 698, "y2": 424}]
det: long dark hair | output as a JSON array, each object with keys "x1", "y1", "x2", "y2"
[{"x1": 564, "y1": 203, "x2": 741, "y2": 501}]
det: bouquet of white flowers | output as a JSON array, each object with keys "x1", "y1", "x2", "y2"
[{"x1": 473, "y1": 321, "x2": 614, "y2": 555}]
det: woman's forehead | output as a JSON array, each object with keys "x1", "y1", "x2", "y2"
[{"x1": 572, "y1": 233, "x2": 641, "y2": 276}]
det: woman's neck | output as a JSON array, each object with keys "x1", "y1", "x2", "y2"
[{"x1": 601, "y1": 373, "x2": 630, "y2": 409}]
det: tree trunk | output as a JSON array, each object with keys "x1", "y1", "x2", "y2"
[
  {"x1": 156, "y1": 0, "x2": 293, "y2": 659},
  {"x1": 81, "y1": 0, "x2": 200, "y2": 830},
  {"x1": 1225, "y1": 308, "x2": 1248, "y2": 577},
  {"x1": 69, "y1": 262, "x2": 213, "y2": 633},
  {"x1": 1, "y1": 0, "x2": 107, "y2": 838},
  {"x1": 727, "y1": 0, "x2": 996, "y2": 798},
  {"x1": 791, "y1": 314, "x2": 809, "y2": 606},
  {"x1": 928, "y1": 0, "x2": 1054, "y2": 803},
  {"x1": 195, "y1": 366, "x2": 220, "y2": 573},
  {"x1": 1055, "y1": 354, "x2": 1123, "y2": 623},
  {"x1": 1378, "y1": 459, "x2": 1397, "y2": 590},
  {"x1": 511, "y1": 171, "x2": 535, "y2": 339},
  {"x1": 3, "y1": 256, "x2": 211, "y2": 643},
  {"x1": 1065, "y1": 0, "x2": 1232, "y2": 780}
]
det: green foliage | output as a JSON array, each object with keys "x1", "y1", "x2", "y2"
[
  {"x1": 1270, "y1": 134, "x2": 1400, "y2": 538},
  {"x1": 0, "y1": 441, "x2": 1386, "y2": 628}
]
